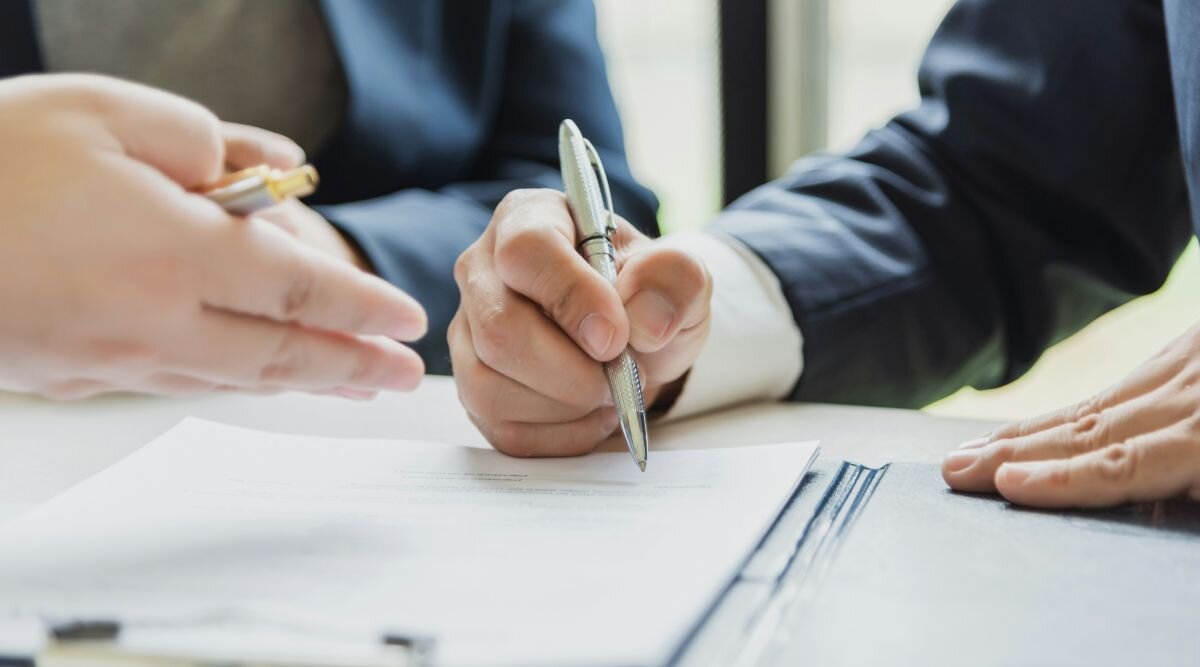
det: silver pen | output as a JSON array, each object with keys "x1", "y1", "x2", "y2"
[{"x1": 558, "y1": 119, "x2": 649, "y2": 471}]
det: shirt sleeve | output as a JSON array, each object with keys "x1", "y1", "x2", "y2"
[{"x1": 658, "y1": 231, "x2": 804, "y2": 420}]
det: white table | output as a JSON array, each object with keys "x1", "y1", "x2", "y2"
[{"x1": 0, "y1": 376, "x2": 995, "y2": 521}]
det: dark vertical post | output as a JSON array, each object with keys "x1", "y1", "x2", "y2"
[{"x1": 718, "y1": 0, "x2": 769, "y2": 205}]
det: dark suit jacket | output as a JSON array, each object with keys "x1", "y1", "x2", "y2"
[
  {"x1": 712, "y1": 0, "x2": 1199, "y2": 407},
  {"x1": 0, "y1": 0, "x2": 659, "y2": 374}
]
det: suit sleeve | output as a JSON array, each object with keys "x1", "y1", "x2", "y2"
[
  {"x1": 711, "y1": 0, "x2": 1193, "y2": 407},
  {"x1": 316, "y1": 0, "x2": 658, "y2": 374}
]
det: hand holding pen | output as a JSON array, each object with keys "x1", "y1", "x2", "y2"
[
  {"x1": 448, "y1": 123, "x2": 713, "y2": 461},
  {"x1": 0, "y1": 75, "x2": 425, "y2": 400}
]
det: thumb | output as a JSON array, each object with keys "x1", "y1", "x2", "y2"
[
  {"x1": 616, "y1": 241, "x2": 712, "y2": 354},
  {"x1": 491, "y1": 189, "x2": 631, "y2": 362}
]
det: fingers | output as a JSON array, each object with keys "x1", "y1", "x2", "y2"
[
  {"x1": 983, "y1": 349, "x2": 1183, "y2": 444},
  {"x1": 452, "y1": 264, "x2": 610, "y2": 406},
  {"x1": 490, "y1": 190, "x2": 629, "y2": 361},
  {"x1": 993, "y1": 433, "x2": 1198, "y2": 508},
  {"x1": 196, "y1": 218, "x2": 427, "y2": 340},
  {"x1": 449, "y1": 313, "x2": 598, "y2": 424},
  {"x1": 942, "y1": 387, "x2": 1191, "y2": 493},
  {"x1": 222, "y1": 122, "x2": 305, "y2": 171},
  {"x1": 170, "y1": 308, "x2": 424, "y2": 393},
  {"x1": 469, "y1": 407, "x2": 620, "y2": 459},
  {"x1": 941, "y1": 330, "x2": 1200, "y2": 508},
  {"x1": 454, "y1": 188, "x2": 706, "y2": 458}
]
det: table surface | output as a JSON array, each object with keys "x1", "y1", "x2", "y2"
[{"x1": 0, "y1": 376, "x2": 997, "y2": 518}]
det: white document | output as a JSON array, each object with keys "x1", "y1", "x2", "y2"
[{"x1": 0, "y1": 419, "x2": 817, "y2": 667}]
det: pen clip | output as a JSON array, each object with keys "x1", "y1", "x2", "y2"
[{"x1": 582, "y1": 138, "x2": 617, "y2": 237}]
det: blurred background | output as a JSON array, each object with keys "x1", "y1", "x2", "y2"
[{"x1": 595, "y1": 0, "x2": 1200, "y2": 421}]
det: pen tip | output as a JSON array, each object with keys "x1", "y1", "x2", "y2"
[{"x1": 638, "y1": 460, "x2": 646, "y2": 472}]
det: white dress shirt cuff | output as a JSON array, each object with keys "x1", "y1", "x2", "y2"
[{"x1": 657, "y1": 231, "x2": 803, "y2": 420}]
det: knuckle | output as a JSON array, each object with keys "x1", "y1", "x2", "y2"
[
  {"x1": 986, "y1": 442, "x2": 1016, "y2": 466},
  {"x1": 992, "y1": 422, "x2": 1022, "y2": 441},
  {"x1": 1044, "y1": 464, "x2": 1072, "y2": 489},
  {"x1": 1069, "y1": 413, "x2": 1109, "y2": 454},
  {"x1": 453, "y1": 249, "x2": 475, "y2": 290},
  {"x1": 1095, "y1": 444, "x2": 1141, "y2": 484},
  {"x1": 495, "y1": 224, "x2": 556, "y2": 278},
  {"x1": 1070, "y1": 397, "x2": 1100, "y2": 424},
  {"x1": 1173, "y1": 361, "x2": 1200, "y2": 391},
  {"x1": 473, "y1": 305, "x2": 517, "y2": 369}
]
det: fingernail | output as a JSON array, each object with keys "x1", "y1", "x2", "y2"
[
  {"x1": 957, "y1": 436, "x2": 991, "y2": 450},
  {"x1": 943, "y1": 449, "x2": 980, "y2": 473},
  {"x1": 627, "y1": 290, "x2": 675, "y2": 345},
  {"x1": 998, "y1": 462, "x2": 1034, "y2": 486},
  {"x1": 579, "y1": 314, "x2": 615, "y2": 359}
]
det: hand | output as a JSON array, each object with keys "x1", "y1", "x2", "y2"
[
  {"x1": 0, "y1": 74, "x2": 426, "y2": 399},
  {"x1": 942, "y1": 321, "x2": 1200, "y2": 508},
  {"x1": 450, "y1": 189, "x2": 712, "y2": 457},
  {"x1": 220, "y1": 123, "x2": 370, "y2": 271},
  {"x1": 253, "y1": 200, "x2": 370, "y2": 271}
]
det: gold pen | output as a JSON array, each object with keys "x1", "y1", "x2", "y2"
[{"x1": 203, "y1": 164, "x2": 320, "y2": 215}]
